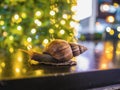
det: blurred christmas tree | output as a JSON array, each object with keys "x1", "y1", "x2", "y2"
[{"x1": 0, "y1": 0, "x2": 79, "y2": 53}]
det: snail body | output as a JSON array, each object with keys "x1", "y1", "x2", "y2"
[{"x1": 21, "y1": 39, "x2": 87, "y2": 66}]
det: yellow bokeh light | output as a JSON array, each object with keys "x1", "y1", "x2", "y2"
[
  {"x1": 63, "y1": 14, "x2": 68, "y2": 19},
  {"x1": 71, "y1": 6, "x2": 77, "y2": 12},
  {"x1": 0, "y1": 20, "x2": 4, "y2": 25},
  {"x1": 14, "y1": 14, "x2": 19, "y2": 20},
  {"x1": 72, "y1": 14, "x2": 81, "y2": 21},
  {"x1": 70, "y1": 21, "x2": 75, "y2": 28},
  {"x1": 18, "y1": 56, "x2": 22, "y2": 62},
  {"x1": 27, "y1": 45, "x2": 32, "y2": 50},
  {"x1": 49, "y1": 28, "x2": 54, "y2": 34},
  {"x1": 9, "y1": 47, "x2": 14, "y2": 53},
  {"x1": 50, "y1": 10, "x2": 55, "y2": 16},
  {"x1": 113, "y1": 3, "x2": 119, "y2": 8},
  {"x1": 50, "y1": 18, "x2": 56, "y2": 24},
  {"x1": 60, "y1": 20, "x2": 66, "y2": 25},
  {"x1": 9, "y1": 36, "x2": 14, "y2": 41},
  {"x1": 109, "y1": 29, "x2": 114, "y2": 35},
  {"x1": 34, "y1": 19, "x2": 42, "y2": 26},
  {"x1": 35, "y1": 70, "x2": 43, "y2": 76},
  {"x1": 43, "y1": 39, "x2": 49, "y2": 44},
  {"x1": 12, "y1": 14, "x2": 22, "y2": 23},
  {"x1": 106, "y1": 16, "x2": 115, "y2": 23},
  {"x1": 31, "y1": 28, "x2": 36, "y2": 34},
  {"x1": 27, "y1": 37, "x2": 32, "y2": 42},
  {"x1": 3, "y1": 32, "x2": 8, "y2": 37},
  {"x1": 35, "y1": 11, "x2": 41, "y2": 17},
  {"x1": 21, "y1": 12, "x2": 27, "y2": 18},
  {"x1": 59, "y1": 29, "x2": 65, "y2": 35},
  {"x1": 17, "y1": 25, "x2": 22, "y2": 30},
  {"x1": 1, "y1": 62, "x2": 5, "y2": 68},
  {"x1": 118, "y1": 33, "x2": 120, "y2": 39},
  {"x1": 15, "y1": 68, "x2": 20, "y2": 73},
  {"x1": 101, "y1": 63, "x2": 107, "y2": 69},
  {"x1": 55, "y1": 24, "x2": 59, "y2": 28}
]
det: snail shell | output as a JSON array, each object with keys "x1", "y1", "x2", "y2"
[{"x1": 43, "y1": 39, "x2": 87, "y2": 62}]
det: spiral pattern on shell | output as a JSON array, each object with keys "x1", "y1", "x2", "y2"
[{"x1": 43, "y1": 39, "x2": 87, "y2": 62}]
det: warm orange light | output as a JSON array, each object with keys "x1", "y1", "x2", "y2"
[
  {"x1": 101, "y1": 63, "x2": 107, "y2": 69},
  {"x1": 106, "y1": 16, "x2": 115, "y2": 23}
]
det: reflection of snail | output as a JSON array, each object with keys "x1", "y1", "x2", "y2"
[{"x1": 21, "y1": 39, "x2": 87, "y2": 66}]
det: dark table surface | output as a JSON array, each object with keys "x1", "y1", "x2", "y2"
[{"x1": 0, "y1": 41, "x2": 120, "y2": 89}]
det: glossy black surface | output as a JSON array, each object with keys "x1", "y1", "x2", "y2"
[{"x1": 0, "y1": 41, "x2": 120, "y2": 81}]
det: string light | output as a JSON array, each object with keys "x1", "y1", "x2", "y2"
[
  {"x1": 70, "y1": 21, "x2": 76, "y2": 28},
  {"x1": 100, "y1": 4, "x2": 110, "y2": 12},
  {"x1": 117, "y1": 26, "x2": 120, "y2": 32},
  {"x1": 106, "y1": 27, "x2": 111, "y2": 32},
  {"x1": 0, "y1": 20, "x2": 4, "y2": 25},
  {"x1": 12, "y1": 14, "x2": 22, "y2": 23},
  {"x1": 106, "y1": 15, "x2": 115, "y2": 23},
  {"x1": 17, "y1": 56, "x2": 22, "y2": 62},
  {"x1": 62, "y1": 14, "x2": 68, "y2": 19},
  {"x1": 109, "y1": 29, "x2": 114, "y2": 35},
  {"x1": 3, "y1": 32, "x2": 8, "y2": 37},
  {"x1": 50, "y1": 10, "x2": 55, "y2": 16},
  {"x1": 113, "y1": 3, "x2": 119, "y2": 8},
  {"x1": 34, "y1": 19, "x2": 42, "y2": 26},
  {"x1": 35, "y1": 11, "x2": 41, "y2": 17},
  {"x1": 0, "y1": 0, "x2": 76, "y2": 52},
  {"x1": 1, "y1": 62, "x2": 5, "y2": 68},
  {"x1": 14, "y1": 14, "x2": 19, "y2": 20},
  {"x1": 49, "y1": 28, "x2": 54, "y2": 34},
  {"x1": 71, "y1": 6, "x2": 77, "y2": 12},
  {"x1": 9, "y1": 35, "x2": 14, "y2": 41},
  {"x1": 60, "y1": 20, "x2": 66, "y2": 25},
  {"x1": 27, "y1": 37, "x2": 32, "y2": 42},
  {"x1": 59, "y1": 29, "x2": 65, "y2": 35},
  {"x1": 21, "y1": 12, "x2": 27, "y2": 18},
  {"x1": 17, "y1": 25, "x2": 22, "y2": 30},
  {"x1": 31, "y1": 28, "x2": 36, "y2": 34},
  {"x1": 43, "y1": 39, "x2": 49, "y2": 44},
  {"x1": 15, "y1": 68, "x2": 20, "y2": 73},
  {"x1": 9, "y1": 47, "x2": 14, "y2": 53},
  {"x1": 55, "y1": 24, "x2": 59, "y2": 28},
  {"x1": 72, "y1": 14, "x2": 81, "y2": 21}
]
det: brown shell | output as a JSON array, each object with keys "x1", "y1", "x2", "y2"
[
  {"x1": 43, "y1": 39, "x2": 73, "y2": 62},
  {"x1": 69, "y1": 42, "x2": 87, "y2": 56}
]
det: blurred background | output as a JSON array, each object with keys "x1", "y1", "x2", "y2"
[
  {"x1": 0, "y1": 0, "x2": 120, "y2": 51},
  {"x1": 1, "y1": 0, "x2": 120, "y2": 79},
  {"x1": 0, "y1": 0, "x2": 120, "y2": 52}
]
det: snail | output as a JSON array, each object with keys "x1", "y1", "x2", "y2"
[{"x1": 21, "y1": 39, "x2": 87, "y2": 66}]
